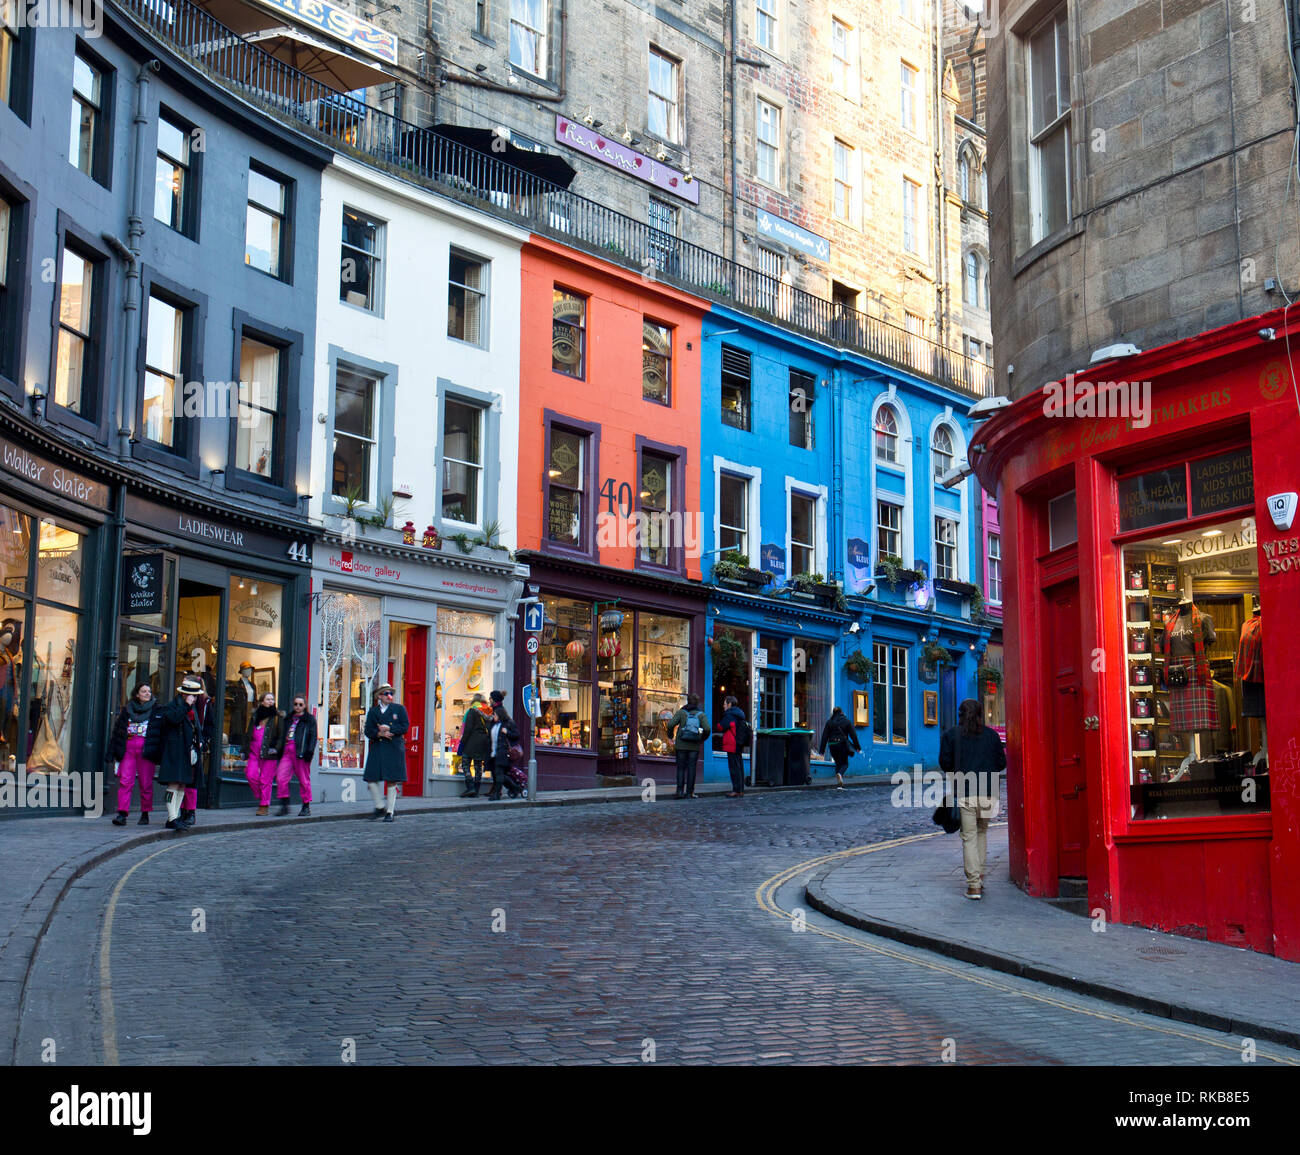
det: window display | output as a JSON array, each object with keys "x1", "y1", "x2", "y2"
[
  {"x1": 636, "y1": 613, "x2": 689, "y2": 757},
  {"x1": 536, "y1": 596, "x2": 592, "y2": 748},
  {"x1": 436, "y1": 607, "x2": 496, "y2": 770},
  {"x1": 318, "y1": 591, "x2": 380, "y2": 769},
  {"x1": 221, "y1": 575, "x2": 283, "y2": 781},
  {"x1": 595, "y1": 610, "x2": 633, "y2": 761},
  {"x1": 710, "y1": 625, "x2": 752, "y2": 751},
  {"x1": 1121, "y1": 514, "x2": 1267, "y2": 818},
  {"x1": 27, "y1": 604, "x2": 78, "y2": 774},
  {"x1": 793, "y1": 638, "x2": 828, "y2": 735}
]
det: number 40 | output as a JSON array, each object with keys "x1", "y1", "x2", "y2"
[{"x1": 599, "y1": 478, "x2": 633, "y2": 518}]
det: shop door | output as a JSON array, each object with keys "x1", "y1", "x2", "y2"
[
  {"x1": 175, "y1": 576, "x2": 225, "y2": 807},
  {"x1": 939, "y1": 666, "x2": 957, "y2": 733},
  {"x1": 1046, "y1": 579, "x2": 1087, "y2": 878},
  {"x1": 403, "y1": 627, "x2": 427, "y2": 797}
]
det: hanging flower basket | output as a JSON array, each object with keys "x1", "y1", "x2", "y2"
[{"x1": 844, "y1": 651, "x2": 872, "y2": 683}]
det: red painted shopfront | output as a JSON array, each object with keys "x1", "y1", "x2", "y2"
[{"x1": 971, "y1": 307, "x2": 1300, "y2": 960}]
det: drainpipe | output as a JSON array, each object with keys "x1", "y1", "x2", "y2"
[
  {"x1": 728, "y1": 0, "x2": 738, "y2": 267},
  {"x1": 110, "y1": 59, "x2": 158, "y2": 459},
  {"x1": 932, "y1": 0, "x2": 947, "y2": 348},
  {"x1": 830, "y1": 366, "x2": 844, "y2": 586}
]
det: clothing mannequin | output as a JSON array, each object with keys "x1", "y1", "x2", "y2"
[
  {"x1": 226, "y1": 661, "x2": 257, "y2": 747},
  {"x1": 1159, "y1": 581, "x2": 1217, "y2": 779},
  {"x1": 0, "y1": 618, "x2": 21, "y2": 757},
  {"x1": 1236, "y1": 596, "x2": 1265, "y2": 768}
]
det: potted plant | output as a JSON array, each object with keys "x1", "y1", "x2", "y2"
[
  {"x1": 923, "y1": 641, "x2": 953, "y2": 666},
  {"x1": 712, "y1": 550, "x2": 772, "y2": 590},
  {"x1": 844, "y1": 650, "x2": 872, "y2": 683},
  {"x1": 710, "y1": 633, "x2": 747, "y2": 683},
  {"x1": 875, "y1": 553, "x2": 923, "y2": 589},
  {"x1": 787, "y1": 572, "x2": 848, "y2": 612},
  {"x1": 976, "y1": 664, "x2": 1002, "y2": 692}
]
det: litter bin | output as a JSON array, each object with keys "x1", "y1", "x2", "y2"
[
  {"x1": 782, "y1": 728, "x2": 814, "y2": 786},
  {"x1": 753, "y1": 730, "x2": 787, "y2": 787}
]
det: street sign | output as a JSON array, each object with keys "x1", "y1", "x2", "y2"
[
  {"x1": 526, "y1": 636, "x2": 539, "y2": 654},
  {"x1": 522, "y1": 683, "x2": 539, "y2": 718},
  {"x1": 752, "y1": 648, "x2": 768, "y2": 669},
  {"x1": 523, "y1": 602, "x2": 544, "y2": 634}
]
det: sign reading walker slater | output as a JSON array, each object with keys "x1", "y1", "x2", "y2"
[
  {"x1": 121, "y1": 553, "x2": 164, "y2": 616},
  {"x1": 1189, "y1": 449, "x2": 1254, "y2": 518},
  {"x1": 0, "y1": 437, "x2": 109, "y2": 510},
  {"x1": 1118, "y1": 467, "x2": 1188, "y2": 533}
]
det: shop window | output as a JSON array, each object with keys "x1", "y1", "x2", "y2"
[
  {"x1": 552, "y1": 288, "x2": 586, "y2": 378},
  {"x1": 448, "y1": 250, "x2": 489, "y2": 347},
  {"x1": 54, "y1": 242, "x2": 105, "y2": 421},
  {"x1": 340, "y1": 206, "x2": 384, "y2": 312},
  {"x1": 154, "y1": 111, "x2": 198, "y2": 237},
  {"x1": 720, "y1": 344, "x2": 751, "y2": 430},
  {"x1": 710, "y1": 624, "x2": 753, "y2": 750},
  {"x1": 1122, "y1": 513, "x2": 1267, "y2": 819},
  {"x1": 596, "y1": 611, "x2": 633, "y2": 761},
  {"x1": 235, "y1": 334, "x2": 283, "y2": 481},
  {"x1": 637, "y1": 613, "x2": 689, "y2": 757},
  {"x1": 757, "y1": 669, "x2": 786, "y2": 729},
  {"x1": 436, "y1": 608, "x2": 497, "y2": 771},
  {"x1": 718, "y1": 472, "x2": 749, "y2": 556},
  {"x1": 642, "y1": 320, "x2": 671, "y2": 405},
  {"x1": 441, "y1": 397, "x2": 483, "y2": 527},
  {"x1": 873, "y1": 642, "x2": 908, "y2": 745},
  {"x1": 222, "y1": 574, "x2": 284, "y2": 757},
  {"x1": 790, "y1": 491, "x2": 817, "y2": 575},
  {"x1": 318, "y1": 591, "x2": 381, "y2": 770},
  {"x1": 793, "y1": 639, "x2": 828, "y2": 733},
  {"x1": 246, "y1": 165, "x2": 289, "y2": 279},
  {"x1": 545, "y1": 424, "x2": 590, "y2": 550},
  {"x1": 980, "y1": 644, "x2": 1005, "y2": 733},
  {"x1": 536, "y1": 596, "x2": 593, "y2": 748},
  {"x1": 789, "y1": 369, "x2": 814, "y2": 450}
]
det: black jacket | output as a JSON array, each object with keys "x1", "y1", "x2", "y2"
[
  {"x1": 109, "y1": 701, "x2": 159, "y2": 762},
  {"x1": 491, "y1": 713, "x2": 520, "y2": 765},
  {"x1": 243, "y1": 706, "x2": 282, "y2": 760},
  {"x1": 459, "y1": 706, "x2": 493, "y2": 760},
  {"x1": 818, "y1": 712, "x2": 861, "y2": 756},
  {"x1": 271, "y1": 711, "x2": 318, "y2": 762},
  {"x1": 153, "y1": 695, "x2": 205, "y2": 785},
  {"x1": 939, "y1": 725, "x2": 1007, "y2": 800}
]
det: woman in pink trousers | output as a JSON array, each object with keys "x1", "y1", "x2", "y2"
[
  {"x1": 272, "y1": 693, "x2": 317, "y2": 817},
  {"x1": 108, "y1": 682, "x2": 160, "y2": 825},
  {"x1": 244, "y1": 692, "x2": 281, "y2": 815}
]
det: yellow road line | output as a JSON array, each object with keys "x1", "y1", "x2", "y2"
[
  {"x1": 755, "y1": 834, "x2": 1300, "y2": 1065},
  {"x1": 99, "y1": 845, "x2": 180, "y2": 1066}
]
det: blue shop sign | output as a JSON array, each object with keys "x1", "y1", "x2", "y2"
[
  {"x1": 760, "y1": 543, "x2": 786, "y2": 581},
  {"x1": 846, "y1": 537, "x2": 872, "y2": 593},
  {"x1": 755, "y1": 210, "x2": 831, "y2": 263}
]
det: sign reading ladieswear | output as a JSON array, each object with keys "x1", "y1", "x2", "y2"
[
  {"x1": 755, "y1": 210, "x2": 830, "y2": 263},
  {"x1": 125, "y1": 494, "x2": 313, "y2": 566},
  {"x1": 327, "y1": 551, "x2": 507, "y2": 599},
  {"x1": 555, "y1": 116, "x2": 700, "y2": 205},
  {"x1": 247, "y1": 0, "x2": 398, "y2": 64}
]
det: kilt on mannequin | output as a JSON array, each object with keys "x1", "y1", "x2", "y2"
[{"x1": 1165, "y1": 656, "x2": 1219, "y2": 732}]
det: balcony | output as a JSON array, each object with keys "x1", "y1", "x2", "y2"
[{"x1": 113, "y1": 0, "x2": 995, "y2": 399}]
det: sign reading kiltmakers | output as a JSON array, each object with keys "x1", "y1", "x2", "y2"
[
  {"x1": 125, "y1": 494, "x2": 313, "y2": 566},
  {"x1": 121, "y1": 553, "x2": 164, "y2": 615},
  {"x1": 1189, "y1": 449, "x2": 1254, "y2": 518},
  {"x1": 0, "y1": 437, "x2": 109, "y2": 510}
]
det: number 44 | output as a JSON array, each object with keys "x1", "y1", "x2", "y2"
[{"x1": 288, "y1": 541, "x2": 311, "y2": 563}]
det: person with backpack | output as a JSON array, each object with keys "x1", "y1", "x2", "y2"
[
  {"x1": 669, "y1": 692, "x2": 710, "y2": 799},
  {"x1": 457, "y1": 693, "x2": 493, "y2": 798},
  {"x1": 715, "y1": 694, "x2": 751, "y2": 799},
  {"x1": 149, "y1": 675, "x2": 207, "y2": 832},
  {"x1": 108, "y1": 681, "x2": 160, "y2": 825},
  {"x1": 271, "y1": 692, "x2": 318, "y2": 816},
  {"x1": 939, "y1": 698, "x2": 1007, "y2": 900},
  {"x1": 486, "y1": 689, "x2": 523, "y2": 800},
  {"x1": 818, "y1": 705, "x2": 862, "y2": 791}
]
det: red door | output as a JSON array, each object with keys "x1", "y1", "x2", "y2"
[
  {"x1": 1046, "y1": 579, "x2": 1087, "y2": 878},
  {"x1": 402, "y1": 627, "x2": 427, "y2": 797}
]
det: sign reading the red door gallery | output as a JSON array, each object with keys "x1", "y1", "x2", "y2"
[{"x1": 554, "y1": 116, "x2": 700, "y2": 204}]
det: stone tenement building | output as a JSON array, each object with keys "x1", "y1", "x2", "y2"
[
  {"x1": 339, "y1": 0, "x2": 987, "y2": 358},
  {"x1": 985, "y1": 0, "x2": 1300, "y2": 395}
]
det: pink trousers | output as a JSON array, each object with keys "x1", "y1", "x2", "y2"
[
  {"x1": 275, "y1": 750, "x2": 311, "y2": 803},
  {"x1": 245, "y1": 753, "x2": 275, "y2": 806},
  {"x1": 117, "y1": 737, "x2": 155, "y2": 813}
]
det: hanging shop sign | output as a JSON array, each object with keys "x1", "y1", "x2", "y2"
[
  {"x1": 760, "y1": 543, "x2": 786, "y2": 582},
  {"x1": 554, "y1": 116, "x2": 700, "y2": 205},
  {"x1": 1118, "y1": 467, "x2": 1188, "y2": 533},
  {"x1": 1189, "y1": 449, "x2": 1254, "y2": 518},
  {"x1": 0, "y1": 437, "x2": 108, "y2": 510},
  {"x1": 846, "y1": 537, "x2": 872, "y2": 593},
  {"x1": 248, "y1": 0, "x2": 399, "y2": 65},
  {"x1": 121, "y1": 553, "x2": 164, "y2": 616}
]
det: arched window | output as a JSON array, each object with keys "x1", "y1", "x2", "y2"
[
  {"x1": 958, "y1": 153, "x2": 971, "y2": 204},
  {"x1": 964, "y1": 251, "x2": 979, "y2": 306},
  {"x1": 932, "y1": 424, "x2": 955, "y2": 480},
  {"x1": 875, "y1": 404, "x2": 899, "y2": 463}
]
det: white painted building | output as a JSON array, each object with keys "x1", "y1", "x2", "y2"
[{"x1": 305, "y1": 155, "x2": 531, "y2": 799}]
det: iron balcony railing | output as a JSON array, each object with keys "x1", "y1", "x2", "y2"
[{"x1": 116, "y1": 0, "x2": 995, "y2": 399}]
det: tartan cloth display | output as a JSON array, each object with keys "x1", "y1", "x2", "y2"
[
  {"x1": 1235, "y1": 613, "x2": 1263, "y2": 682},
  {"x1": 1160, "y1": 604, "x2": 1218, "y2": 733}
]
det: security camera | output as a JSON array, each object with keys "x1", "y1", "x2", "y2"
[{"x1": 848, "y1": 621, "x2": 861, "y2": 633}]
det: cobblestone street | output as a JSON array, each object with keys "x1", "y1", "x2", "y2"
[{"x1": 18, "y1": 790, "x2": 1300, "y2": 1066}]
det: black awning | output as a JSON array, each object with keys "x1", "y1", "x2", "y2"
[{"x1": 431, "y1": 124, "x2": 577, "y2": 189}]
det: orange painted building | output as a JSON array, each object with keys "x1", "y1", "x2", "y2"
[{"x1": 514, "y1": 237, "x2": 711, "y2": 790}]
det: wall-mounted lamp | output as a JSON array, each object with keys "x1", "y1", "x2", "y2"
[{"x1": 29, "y1": 388, "x2": 46, "y2": 420}]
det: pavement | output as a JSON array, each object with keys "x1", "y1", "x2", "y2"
[
  {"x1": 805, "y1": 822, "x2": 1300, "y2": 1050},
  {"x1": 4, "y1": 778, "x2": 1298, "y2": 1061}
]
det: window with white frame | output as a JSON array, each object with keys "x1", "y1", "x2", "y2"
[
  {"x1": 756, "y1": 246, "x2": 783, "y2": 312},
  {"x1": 987, "y1": 533, "x2": 1003, "y2": 603},
  {"x1": 833, "y1": 139, "x2": 855, "y2": 223},
  {"x1": 510, "y1": 0, "x2": 548, "y2": 77},
  {"x1": 442, "y1": 397, "x2": 484, "y2": 526},
  {"x1": 902, "y1": 177, "x2": 922, "y2": 256},
  {"x1": 790, "y1": 491, "x2": 817, "y2": 575},
  {"x1": 934, "y1": 517, "x2": 958, "y2": 580},
  {"x1": 756, "y1": 98, "x2": 780, "y2": 184},
  {"x1": 932, "y1": 425, "x2": 954, "y2": 480},
  {"x1": 873, "y1": 642, "x2": 908, "y2": 745},
  {"x1": 898, "y1": 0, "x2": 919, "y2": 24},
  {"x1": 648, "y1": 198, "x2": 679, "y2": 270},
  {"x1": 447, "y1": 250, "x2": 488, "y2": 346},
  {"x1": 1027, "y1": 7, "x2": 1071, "y2": 243},
  {"x1": 332, "y1": 364, "x2": 378, "y2": 503},
  {"x1": 720, "y1": 344, "x2": 751, "y2": 431},
  {"x1": 966, "y1": 335, "x2": 988, "y2": 363},
  {"x1": 718, "y1": 473, "x2": 749, "y2": 556},
  {"x1": 874, "y1": 403, "x2": 899, "y2": 463},
  {"x1": 965, "y1": 251, "x2": 986, "y2": 308},
  {"x1": 831, "y1": 18, "x2": 853, "y2": 95},
  {"x1": 877, "y1": 500, "x2": 901, "y2": 560},
  {"x1": 900, "y1": 61, "x2": 918, "y2": 132},
  {"x1": 340, "y1": 207, "x2": 384, "y2": 312},
  {"x1": 648, "y1": 48, "x2": 680, "y2": 142},
  {"x1": 789, "y1": 368, "x2": 814, "y2": 450},
  {"x1": 756, "y1": 0, "x2": 777, "y2": 51}
]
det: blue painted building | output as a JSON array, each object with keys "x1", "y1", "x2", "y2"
[{"x1": 698, "y1": 305, "x2": 993, "y2": 783}]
